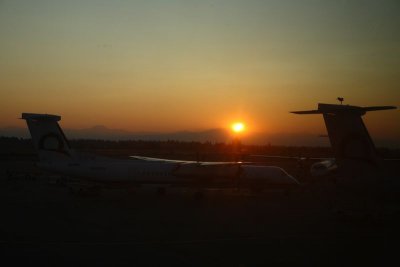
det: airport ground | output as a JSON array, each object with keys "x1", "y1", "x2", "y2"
[{"x1": 1, "y1": 141, "x2": 399, "y2": 266}]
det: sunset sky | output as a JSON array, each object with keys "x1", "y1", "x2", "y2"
[{"x1": 0, "y1": 1, "x2": 399, "y2": 144}]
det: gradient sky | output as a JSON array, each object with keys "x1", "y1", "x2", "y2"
[{"x1": 1, "y1": 0, "x2": 399, "y2": 143}]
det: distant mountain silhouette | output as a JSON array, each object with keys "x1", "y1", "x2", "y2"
[
  {"x1": 0, "y1": 125, "x2": 231, "y2": 143},
  {"x1": 0, "y1": 125, "x2": 397, "y2": 147},
  {"x1": 67, "y1": 126, "x2": 231, "y2": 143},
  {"x1": 0, "y1": 126, "x2": 30, "y2": 138},
  {"x1": 68, "y1": 125, "x2": 138, "y2": 140}
]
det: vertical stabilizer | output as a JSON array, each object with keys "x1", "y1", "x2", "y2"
[
  {"x1": 21, "y1": 113, "x2": 75, "y2": 161},
  {"x1": 291, "y1": 104, "x2": 396, "y2": 165}
]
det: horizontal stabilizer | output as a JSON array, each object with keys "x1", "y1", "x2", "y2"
[
  {"x1": 21, "y1": 113, "x2": 61, "y2": 121},
  {"x1": 291, "y1": 103, "x2": 396, "y2": 115},
  {"x1": 362, "y1": 106, "x2": 397, "y2": 112},
  {"x1": 291, "y1": 110, "x2": 321, "y2": 114}
]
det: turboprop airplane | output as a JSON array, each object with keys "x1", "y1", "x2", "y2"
[
  {"x1": 252, "y1": 101, "x2": 397, "y2": 179},
  {"x1": 21, "y1": 113, "x2": 299, "y2": 191}
]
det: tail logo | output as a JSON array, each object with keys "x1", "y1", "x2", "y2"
[{"x1": 38, "y1": 133, "x2": 71, "y2": 156}]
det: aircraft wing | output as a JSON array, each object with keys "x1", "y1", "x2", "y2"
[
  {"x1": 250, "y1": 155, "x2": 334, "y2": 161},
  {"x1": 130, "y1": 156, "x2": 251, "y2": 166},
  {"x1": 130, "y1": 155, "x2": 196, "y2": 163}
]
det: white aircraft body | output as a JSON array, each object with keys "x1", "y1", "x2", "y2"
[{"x1": 21, "y1": 113, "x2": 299, "y2": 189}]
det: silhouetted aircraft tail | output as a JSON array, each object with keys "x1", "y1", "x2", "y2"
[
  {"x1": 291, "y1": 103, "x2": 396, "y2": 165},
  {"x1": 21, "y1": 113, "x2": 76, "y2": 161}
]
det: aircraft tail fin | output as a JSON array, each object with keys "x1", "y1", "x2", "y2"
[
  {"x1": 291, "y1": 104, "x2": 396, "y2": 164},
  {"x1": 21, "y1": 113, "x2": 76, "y2": 161}
]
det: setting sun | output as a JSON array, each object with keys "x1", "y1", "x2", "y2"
[{"x1": 232, "y1": 122, "x2": 245, "y2": 133}]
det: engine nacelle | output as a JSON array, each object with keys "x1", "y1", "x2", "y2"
[{"x1": 310, "y1": 159, "x2": 337, "y2": 177}]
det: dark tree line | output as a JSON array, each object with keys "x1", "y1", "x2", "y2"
[{"x1": 1, "y1": 136, "x2": 399, "y2": 158}]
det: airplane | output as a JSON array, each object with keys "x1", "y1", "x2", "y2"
[
  {"x1": 21, "y1": 113, "x2": 299, "y2": 194},
  {"x1": 252, "y1": 101, "x2": 397, "y2": 181}
]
